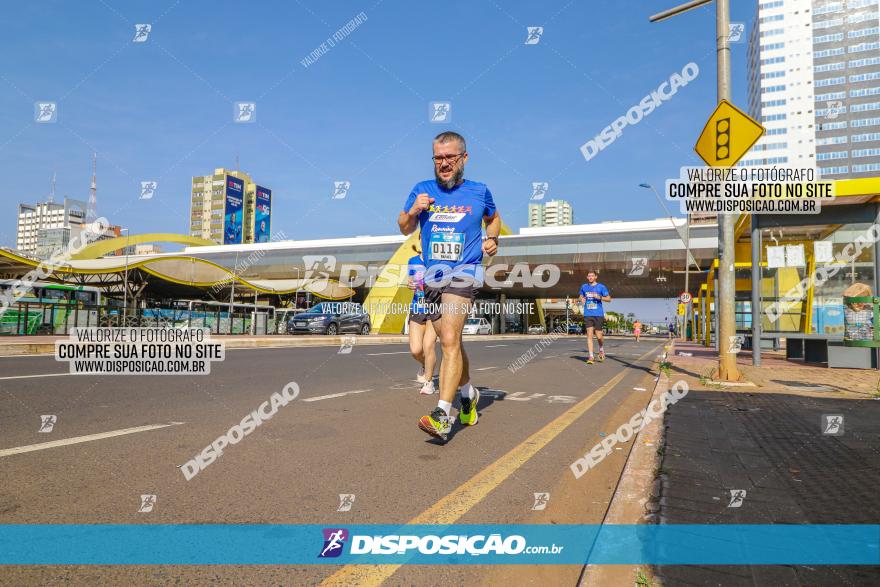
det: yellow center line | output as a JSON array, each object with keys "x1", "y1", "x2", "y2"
[{"x1": 319, "y1": 343, "x2": 661, "y2": 586}]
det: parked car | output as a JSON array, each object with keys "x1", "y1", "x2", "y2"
[
  {"x1": 567, "y1": 322, "x2": 583, "y2": 335},
  {"x1": 287, "y1": 302, "x2": 371, "y2": 335},
  {"x1": 527, "y1": 324, "x2": 546, "y2": 335},
  {"x1": 462, "y1": 317, "x2": 492, "y2": 335}
]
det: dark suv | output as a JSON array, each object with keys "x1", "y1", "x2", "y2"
[{"x1": 286, "y1": 302, "x2": 371, "y2": 335}]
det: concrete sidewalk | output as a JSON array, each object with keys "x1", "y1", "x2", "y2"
[{"x1": 655, "y1": 341, "x2": 880, "y2": 585}]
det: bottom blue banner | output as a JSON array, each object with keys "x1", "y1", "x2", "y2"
[{"x1": 0, "y1": 525, "x2": 877, "y2": 565}]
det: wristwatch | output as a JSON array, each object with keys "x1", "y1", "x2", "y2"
[{"x1": 485, "y1": 236, "x2": 499, "y2": 244}]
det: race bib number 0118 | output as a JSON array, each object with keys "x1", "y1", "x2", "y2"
[{"x1": 429, "y1": 232, "x2": 464, "y2": 262}]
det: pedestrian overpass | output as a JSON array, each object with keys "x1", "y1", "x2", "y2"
[{"x1": 0, "y1": 217, "x2": 715, "y2": 334}]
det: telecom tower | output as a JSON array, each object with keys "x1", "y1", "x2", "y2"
[{"x1": 87, "y1": 152, "x2": 97, "y2": 222}]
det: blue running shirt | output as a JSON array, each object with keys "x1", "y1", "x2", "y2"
[
  {"x1": 579, "y1": 283, "x2": 610, "y2": 317},
  {"x1": 402, "y1": 179, "x2": 496, "y2": 285}
]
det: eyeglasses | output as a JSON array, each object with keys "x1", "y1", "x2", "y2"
[{"x1": 432, "y1": 153, "x2": 465, "y2": 165}]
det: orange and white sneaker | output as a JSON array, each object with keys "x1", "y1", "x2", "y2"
[{"x1": 418, "y1": 408, "x2": 451, "y2": 442}]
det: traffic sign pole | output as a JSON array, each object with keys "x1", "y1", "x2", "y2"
[
  {"x1": 683, "y1": 216, "x2": 690, "y2": 342},
  {"x1": 715, "y1": 0, "x2": 740, "y2": 382},
  {"x1": 650, "y1": 0, "x2": 741, "y2": 381}
]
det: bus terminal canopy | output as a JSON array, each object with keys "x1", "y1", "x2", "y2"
[{"x1": 0, "y1": 248, "x2": 355, "y2": 300}]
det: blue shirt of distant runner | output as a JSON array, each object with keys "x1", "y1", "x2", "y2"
[
  {"x1": 579, "y1": 282, "x2": 609, "y2": 317},
  {"x1": 408, "y1": 254, "x2": 428, "y2": 315}
]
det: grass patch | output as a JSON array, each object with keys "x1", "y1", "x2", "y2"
[{"x1": 635, "y1": 569, "x2": 653, "y2": 587}]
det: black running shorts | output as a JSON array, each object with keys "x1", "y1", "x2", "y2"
[{"x1": 585, "y1": 316, "x2": 604, "y2": 331}]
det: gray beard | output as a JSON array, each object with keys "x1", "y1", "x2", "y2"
[{"x1": 435, "y1": 167, "x2": 464, "y2": 190}]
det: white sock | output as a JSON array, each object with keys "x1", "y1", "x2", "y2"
[
  {"x1": 437, "y1": 400, "x2": 452, "y2": 417},
  {"x1": 459, "y1": 382, "x2": 475, "y2": 400}
]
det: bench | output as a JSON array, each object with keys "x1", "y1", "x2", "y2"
[{"x1": 776, "y1": 333, "x2": 876, "y2": 369}]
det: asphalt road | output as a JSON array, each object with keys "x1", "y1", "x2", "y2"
[{"x1": 0, "y1": 334, "x2": 665, "y2": 586}]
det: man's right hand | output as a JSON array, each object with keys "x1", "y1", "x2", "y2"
[
  {"x1": 407, "y1": 277, "x2": 416, "y2": 290},
  {"x1": 409, "y1": 193, "x2": 434, "y2": 216}
]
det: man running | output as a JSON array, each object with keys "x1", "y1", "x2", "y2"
[
  {"x1": 406, "y1": 243, "x2": 438, "y2": 395},
  {"x1": 398, "y1": 131, "x2": 502, "y2": 442},
  {"x1": 578, "y1": 270, "x2": 611, "y2": 364},
  {"x1": 633, "y1": 319, "x2": 642, "y2": 343}
]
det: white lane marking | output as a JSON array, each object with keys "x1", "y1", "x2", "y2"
[
  {"x1": 0, "y1": 422, "x2": 185, "y2": 458},
  {"x1": 303, "y1": 389, "x2": 372, "y2": 402},
  {"x1": 484, "y1": 344, "x2": 508, "y2": 348},
  {"x1": 366, "y1": 351, "x2": 411, "y2": 356},
  {"x1": 474, "y1": 366, "x2": 497, "y2": 371},
  {"x1": 0, "y1": 372, "x2": 72, "y2": 381},
  {"x1": 633, "y1": 387, "x2": 648, "y2": 391}
]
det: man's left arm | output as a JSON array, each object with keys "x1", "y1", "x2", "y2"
[
  {"x1": 482, "y1": 211, "x2": 501, "y2": 256},
  {"x1": 482, "y1": 186, "x2": 500, "y2": 256},
  {"x1": 601, "y1": 285, "x2": 612, "y2": 303}
]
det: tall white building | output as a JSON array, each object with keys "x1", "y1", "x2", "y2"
[
  {"x1": 746, "y1": 0, "x2": 880, "y2": 177},
  {"x1": 16, "y1": 198, "x2": 87, "y2": 256},
  {"x1": 528, "y1": 199, "x2": 574, "y2": 227}
]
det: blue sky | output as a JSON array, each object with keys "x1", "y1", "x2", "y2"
[{"x1": 0, "y1": 0, "x2": 754, "y2": 321}]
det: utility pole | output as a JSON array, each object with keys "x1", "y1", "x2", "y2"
[
  {"x1": 121, "y1": 228, "x2": 130, "y2": 323},
  {"x1": 650, "y1": 0, "x2": 740, "y2": 380},
  {"x1": 683, "y1": 216, "x2": 690, "y2": 342}
]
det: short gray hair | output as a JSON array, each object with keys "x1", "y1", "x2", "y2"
[{"x1": 433, "y1": 131, "x2": 466, "y2": 152}]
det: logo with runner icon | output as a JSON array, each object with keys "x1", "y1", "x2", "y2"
[
  {"x1": 319, "y1": 528, "x2": 349, "y2": 558},
  {"x1": 530, "y1": 182, "x2": 549, "y2": 201},
  {"x1": 531, "y1": 492, "x2": 550, "y2": 510},
  {"x1": 38, "y1": 415, "x2": 57, "y2": 433},
  {"x1": 524, "y1": 27, "x2": 544, "y2": 45},
  {"x1": 332, "y1": 181, "x2": 351, "y2": 200},
  {"x1": 337, "y1": 494, "x2": 356, "y2": 512},
  {"x1": 822, "y1": 414, "x2": 844, "y2": 436}
]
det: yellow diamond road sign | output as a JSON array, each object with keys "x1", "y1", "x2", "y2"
[{"x1": 694, "y1": 99, "x2": 765, "y2": 167}]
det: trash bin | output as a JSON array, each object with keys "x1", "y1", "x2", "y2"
[{"x1": 842, "y1": 296, "x2": 879, "y2": 348}]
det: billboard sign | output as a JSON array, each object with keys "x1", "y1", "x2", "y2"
[
  {"x1": 254, "y1": 186, "x2": 271, "y2": 243},
  {"x1": 223, "y1": 176, "x2": 244, "y2": 245}
]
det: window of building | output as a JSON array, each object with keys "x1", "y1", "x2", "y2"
[
  {"x1": 814, "y1": 32, "x2": 845, "y2": 44},
  {"x1": 849, "y1": 26, "x2": 880, "y2": 38},
  {"x1": 814, "y1": 62, "x2": 845, "y2": 73},
  {"x1": 849, "y1": 57, "x2": 880, "y2": 67},
  {"x1": 814, "y1": 2, "x2": 843, "y2": 16},
  {"x1": 851, "y1": 101, "x2": 880, "y2": 112},
  {"x1": 816, "y1": 151, "x2": 849, "y2": 160},
  {"x1": 817, "y1": 135, "x2": 848, "y2": 145},
  {"x1": 814, "y1": 18, "x2": 844, "y2": 29},
  {"x1": 817, "y1": 165, "x2": 850, "y2": 175},
  {"x1": 815, "y1": 91, "x2": 846, "y2": 101}
]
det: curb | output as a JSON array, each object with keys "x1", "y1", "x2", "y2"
[{"x1": 579, "y1": 343, "x2": 672, "y2": 587}]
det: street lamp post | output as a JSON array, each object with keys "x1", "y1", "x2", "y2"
[
  {"x1": 121, "y1": 228, "x2": 130, "y2": 324},
  {"x1": 650, "y1": 0, "x2": 740, "y2": 380}
]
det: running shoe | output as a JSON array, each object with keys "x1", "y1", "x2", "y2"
[
  {"x1": 586, "y1": 354, "x2": 595, "y2": 365},
  {"x1": 419, "y1": 380, "x2": 436, "y2": 395},
  {"x1": 416, "y1": 367, "x2": 427, "y2": 383},
  {"x1": 459, "y1": 385, "x2": 480, "y2": 426},
  {"x1": 418, "y1": 407, "x2": 451, "y2": 441},
  {"x1": 598, "y1": 350, "x2": 606, "y2": 362}
]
